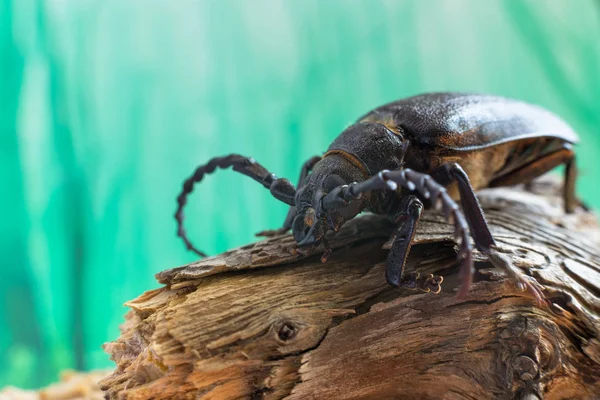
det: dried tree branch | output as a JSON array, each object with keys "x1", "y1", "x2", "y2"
[{"x1": 100, "y1": 178, "x2": 600, "y2": 400}]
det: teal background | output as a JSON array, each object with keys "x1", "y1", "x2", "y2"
[{"x1": 1, "y1": 0, "x2": 600, "y2": 389}]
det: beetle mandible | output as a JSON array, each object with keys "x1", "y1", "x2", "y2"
[{"x1": 174, "y1": 93, "x2": 578, "y2": 301}]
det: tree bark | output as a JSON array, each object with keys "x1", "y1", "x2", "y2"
[{"x1": 100, "y1": 179, "x2": 600, "y2": 400}]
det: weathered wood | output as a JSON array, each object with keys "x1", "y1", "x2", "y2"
[
  {"x1": 0, "y1": 370, "x2": 109, "y2": 400},
  {"x1": 100, "y1": 179, "x2": 600, "y2": 399}
]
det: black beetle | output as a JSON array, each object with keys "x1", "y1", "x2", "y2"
[{"x1": 174, "y1": 93, "x2": 578, "y2": 301}]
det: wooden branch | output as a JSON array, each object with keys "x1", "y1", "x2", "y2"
[{"x1": 100, "y1": 179, "x2": 600, "y2": 399}]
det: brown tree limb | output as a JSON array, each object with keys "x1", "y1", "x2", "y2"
[{"x1": 100, "y1": 179, "x2": 600, "y2": 399}]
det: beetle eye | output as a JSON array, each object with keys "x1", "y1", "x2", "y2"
[
  {"x1": 292, "y1": 214, "x2": 311, "y2": 241},
  {"x1": 323, "y1": 175, "x2": 345, "y2": 193}
]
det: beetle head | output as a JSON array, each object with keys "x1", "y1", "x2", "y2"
[{"x1": 292, "y1": 158, "x2": 366, "y2": 248}]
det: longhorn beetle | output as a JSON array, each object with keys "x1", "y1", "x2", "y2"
[{"x1": 174, "y1": 93, "x2": 578, "y2": 301}]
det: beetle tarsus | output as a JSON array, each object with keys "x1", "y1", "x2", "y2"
[
  {"x1": 394, "y1": 272, "x2": 443, "y2": 293},
  {"x1": 320, "y1": 237, "x2": 332, "y2": 263},
  {"x1": 487, "y1": 248, "x2": 548, "y2": 307},
  {"x1": 321, "y1": 248, "x2": 332, "y2": 263},
  {"x1": 418, "y1": 274, "x2": 444, "y2": 294}
]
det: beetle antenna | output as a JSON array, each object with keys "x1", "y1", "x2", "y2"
[{"x1": 175, "y1": 154, "x2": 297, "y2": 257}]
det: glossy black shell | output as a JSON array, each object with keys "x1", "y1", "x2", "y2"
[{"x1": 359, "y1": 93, "x2": 579, "y2": 151}]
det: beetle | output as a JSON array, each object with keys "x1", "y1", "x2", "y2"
[{"x1": 174, "y1": 92, "x2": 579, "y2": 300}]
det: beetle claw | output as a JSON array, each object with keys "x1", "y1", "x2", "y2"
[
  {"x1": 488, "y1": 248, "x2": 548, "y2": 307},
  {"x1": 515, "y1": 275, "x2": 549, "y2": 308},
  {"x1": 397, "y1": 272, "x2": 444, "y2": 294},
  {"x1": 292, "y1": 247, "x2": 309, "y2": 257},
  {"x1": 321, "y1": 249, "x2": 332, "y2": 263},
  {"x1": 419, "y1": 274, "x2": 444, "y2": 294},
  {"x1": 320, "y1": 237, "x2": 332, "y2": 263}
]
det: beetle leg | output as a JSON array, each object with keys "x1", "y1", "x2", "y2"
[
  {"x1": 257, "y1": 155, "x2": 322, "y2": 237},
  {"x1": 386, "y1": 196, "x2": 422, "y2": 286},
  {"x1": 436, "y1": 163, "x2": 549, "y2": 305},
  {"x1": 489, "y1": 250, "x2": 547, "y2": 306},
  {"x1": 175, "y1": 154, "x2": 296, "y2": 257},
  {"x1": 489, "y1": 145, "x2": 577, "y2": 213},
  {"x1": 322, "y1": 169, "x2": 474, "y2": 298},
  {"x1": 438, "y1": 163, "x2": 495, "y2": 252},
  {"x1": 385, "y1": 196, "x2": 444, "y2": 294},
  {"x1": 564, "y1": 156, "x2": 579, "y2": 213}
]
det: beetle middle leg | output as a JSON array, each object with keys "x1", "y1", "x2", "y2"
[
  {"x1": 437, "y1": 163, "x2": 546, "y2": 305},
  {"x1": 434, "y1": 163, "x2": 495, "y2": 252},
  {"x1": 257, "y1": 155, "x2": 322, "y2": 237},
  {"x1": 385, "y1": 195, "x2": 443, "y2": 294}
]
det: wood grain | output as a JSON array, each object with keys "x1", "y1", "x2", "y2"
[{"x1": 100, "y1": 179, "x2": 600, "y2": 399}]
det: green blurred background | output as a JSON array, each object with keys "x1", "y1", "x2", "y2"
[{"x1": 1, "y1": 0, "x2": 599, "y2": 389}]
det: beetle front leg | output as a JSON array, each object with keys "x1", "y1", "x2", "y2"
[
  {"x1": 323, "y1": 168, "x2": 474, "y2": 298},
  {"x1": 386, "y1": 195, "x2": 443, "y2": 294},
  {"x1": 257, "y1": 155, "x2": 322, "y2": 237}
]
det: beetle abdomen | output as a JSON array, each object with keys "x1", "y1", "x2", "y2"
[{"x1": 360, "y1": 93, "x2": 579, "y2": 150}]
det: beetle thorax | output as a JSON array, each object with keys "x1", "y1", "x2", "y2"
[{"x1": 324, "y1": 122, "x2": 408, "y2": 176}]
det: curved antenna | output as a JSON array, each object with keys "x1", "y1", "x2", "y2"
[
  {"x1": 322, "y1": 169, "x2": 474, "y2": 297},
  {"x1": 175, "y1": 154, "x2": 296, "y2": 257}
]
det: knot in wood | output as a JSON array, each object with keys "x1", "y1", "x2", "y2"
[
  {"x1": 500, "y1": 317, "x2": 527, "y2": 339},
  {"x1": 513, "y1": 355, "x2": 539, "y2": 382},
  {"x1": 277, "y1": 321, "x2": 298, "y2": 341}
]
